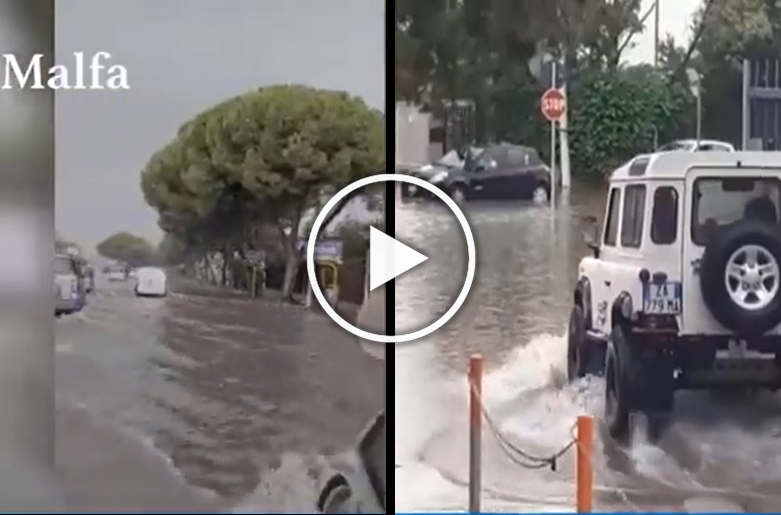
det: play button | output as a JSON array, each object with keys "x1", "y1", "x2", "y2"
[
  {"x1": 306, "y1": 173, "x2": 476, "y2": 344},
  {"x1": 368, "y1": 227, "x2": 427, "y2": 291}
]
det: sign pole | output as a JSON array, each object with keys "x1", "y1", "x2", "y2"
[{"x1": 550, "y1": 60, "x2": 557, "y2": 211}]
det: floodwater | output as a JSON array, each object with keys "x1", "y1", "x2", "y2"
[
  {"x1": 55, "y1": 274, "x2": 383, "y2": 512},
  {"x1": 394, "y1": 190, "x2": 781, "y2": 513}
]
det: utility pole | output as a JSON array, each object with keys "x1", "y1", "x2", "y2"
[{"x1": 653, "y1": 0, "x2": 660, "y2": 67}]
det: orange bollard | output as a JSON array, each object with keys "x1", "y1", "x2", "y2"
[
  {"x1": 576, "y1": 415, "x2": 594, "y2": 513},
  {"x1": 468, "y1": 354, "x2": 483, "y2": 514}
]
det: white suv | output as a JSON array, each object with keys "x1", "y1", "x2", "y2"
[{"x1": 569, "y1": 152, "x2": 781, "y2": 442}]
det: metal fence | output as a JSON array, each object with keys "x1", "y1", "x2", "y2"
[{"x1": 742, "y1": 58, "x2": 781, "y2": 150}]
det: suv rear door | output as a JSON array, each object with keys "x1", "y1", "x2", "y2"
[{"x1": 681, "y1": 167, "x2": 779, "y2": 334}]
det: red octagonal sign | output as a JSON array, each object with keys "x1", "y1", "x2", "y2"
[{"x1": 541, "y1": 88, "x2": 566, "y2": 122}]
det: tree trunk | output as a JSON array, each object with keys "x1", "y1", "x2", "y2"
[
  {"x1": 278, "y1": 203, "x2": 306, "y2": 302},
  {"x1": 280, "y1": 250, "x2": 298, "y2": 301},
  {"x1": 221, "y1": 247, "x2": 229, "y2": 286}
]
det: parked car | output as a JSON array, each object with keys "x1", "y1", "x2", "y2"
[
  {"x1": 568, "y1": 151, "x2": 781, "y2": 443},
  {"x1": 54, "y1": 254, "x2": 85, "y2": 316},
  {"x1": 657, "y1": 139, "x2": 735, "y2": 152},
  {"x1": 401, "y1": 143, "x2": 550, "y2": 204},
  {"x1": 133, "y1": 267, "x2": 167, "y2": 297},
  {"x1": 105, "y1": 265, "x2": 127, "y2": 282},
  {"x1": 396, "y1": 147, "x2": 479, "y2": 176}
]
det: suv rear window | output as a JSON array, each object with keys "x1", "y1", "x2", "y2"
[
  {"x1": 651, "y1": 186, "x2": 679, "y2": 244},
  {"x1": 603, "y1": 187, "x2": 622, "y2": 246},
  {"x1": 620, "y1": 184, "x2": 646, "y2": 248},
  {"x1": 692, "y1": 177, "x2": 781, "y2": 245}
]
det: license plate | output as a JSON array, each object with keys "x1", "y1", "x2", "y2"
[{"x1": 642, "y1": 282, "x2": 682, "y2": 314}]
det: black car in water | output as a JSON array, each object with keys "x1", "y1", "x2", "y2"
[{"x1": 401, "y1": 143, "x2": 551, "y2": 204}]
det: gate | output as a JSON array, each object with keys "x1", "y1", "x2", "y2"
[
  {"x1": 395, "y1": 103, "x2": 431, "y2": 167},
  {"x1": 742, "y1": 58, "x2": 781, "y2": 150}
]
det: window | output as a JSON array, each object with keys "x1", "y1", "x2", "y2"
[
  {"x1": 620, "y1": 184, "x2": 647, "y2": 248},
  {"x1": 470, "y1": 146, "x2": 505, "y2": 171},
  {"x1": 651, "y1": 186, "x2": 679, "y2": 244},
  {"x1": 527, "y1": 149, "x2": 543, "y2": 166},
  {"x1": 657, "y1": 141, "x2": 692, "y2": 152},
  {"x1": 603, "y1": 187, "x2": 622, "y2": 246},
  {"x1": 628, "y1": 157, "x2": 651, "y2": 176},
  {"x1": 691, "y1": 176, "x2": 781, "y2": 245},
  {"x1": 506, "y1": 148, "x2": 530, "y2": 167},
  {"x1": 698, "y1": 143, "x2": 733, "y2": 152}
]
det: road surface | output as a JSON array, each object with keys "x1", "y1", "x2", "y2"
[
  {"x1": 55, "y1": 273, "x2": 384, "y2": 512},
  {"x1": 394, "y1": 193, "x2": 781, "y2": 512}
]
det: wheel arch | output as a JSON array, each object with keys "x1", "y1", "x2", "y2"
[
  {"x1": 611, "y1": 291, "x2": 633, "y2": 329},
  {"x1": 574, "y1": 277, "x2": 593, "y2": 328}
]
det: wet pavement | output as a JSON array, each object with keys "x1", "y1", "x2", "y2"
[
  {"x1": 394, "y1": 191, "x2": 781, "y2": 513},
  {"x1": 55, "y1": 273, "x2": 383, "y2": 512}
]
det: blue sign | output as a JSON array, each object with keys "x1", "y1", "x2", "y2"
[{"x1": 298, "y1": 238, "x2": 343, "y2": 261}]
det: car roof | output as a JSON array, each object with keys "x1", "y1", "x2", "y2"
[
  {"x1": 669, "y1": 138, "x2": 733, "y2": 147},
  {"x1": 609, "y1": 151, "x2": 781, "y2": 182}
]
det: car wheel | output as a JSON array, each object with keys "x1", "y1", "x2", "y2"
[
  {"x1": 450, "y1": 185, "x2": 468, "y2": 205},
  {"x1": 567, "y1": 305, "x2": 604, "y2": 382},
  {"x1": 532, "y1": 184, "x2": 549, "y2": 204},
  {"x1": 604, "y1": 328, "x2": 631, "y2": 443},
  {"x1": 700, "y1": 219, "x2": 781, "y2": 334}
]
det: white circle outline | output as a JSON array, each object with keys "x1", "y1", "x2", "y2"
[{"x1": 306, "y1": 173, "x2": 476, "y2": 344}]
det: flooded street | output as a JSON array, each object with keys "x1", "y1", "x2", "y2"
[
  {"x1": 394, "y1": 191, "x2": 781, "y2": 512},
  {"x1": 55, "y1": 274, "x2": 383, "y2": 512}
]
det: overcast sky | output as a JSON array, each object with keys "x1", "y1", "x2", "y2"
[
  {"x1": 55, "y1": 0, "x2": 385, "y2": 250},
  {"x1": 625, "y1": 0, "x2": 699, "y2": 64}
]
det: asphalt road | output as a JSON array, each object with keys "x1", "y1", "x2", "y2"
[{"x1": 55, "y1": 273, "x2": 384, "y2": 512}]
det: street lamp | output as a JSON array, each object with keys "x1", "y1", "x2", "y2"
[{"x1": 686, "y1": 68, "x2": 702, "y2": 145}]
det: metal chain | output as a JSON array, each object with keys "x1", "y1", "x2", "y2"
[{"x1": 469, "y1": 379, "x2": 577, "y2": 471}]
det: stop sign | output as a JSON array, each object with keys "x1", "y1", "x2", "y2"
[{"x1": 541, "y1": 88, "x2": 566, "y2": 122}]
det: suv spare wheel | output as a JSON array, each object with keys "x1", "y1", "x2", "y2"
[{"x1": 699, "y1": 219, "x2": 781, "y2": 334}]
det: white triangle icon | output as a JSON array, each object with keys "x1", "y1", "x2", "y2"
[{"x1": 369, "y1": 226, "x2": 428, "y2": 291}]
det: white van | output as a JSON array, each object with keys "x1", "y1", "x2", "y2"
[{"x1": 134, "y1": 267, "x2": 167, "y2": 297}]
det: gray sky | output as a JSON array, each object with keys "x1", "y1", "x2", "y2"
[
  {"x1": 55, "y1": 0, "x2": 385, "y2": 251},
  {"x1": 625, "y1": 0, "x2": 699, "y2": 64}
]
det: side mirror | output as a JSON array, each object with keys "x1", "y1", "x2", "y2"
[{"x1": 581, "y1": 215, "x2": 600, "y2": 255}]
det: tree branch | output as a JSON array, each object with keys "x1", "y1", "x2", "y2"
[
  {"x1": 613, "y1": 2, "x2": 657, "y2": 67},
  {"x1": 670, "y1": 0, "x2": 717, "y2": 80}
]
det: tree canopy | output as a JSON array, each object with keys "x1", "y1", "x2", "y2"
[
  {"x1": 395, "y1": 0, "x2": 778, "y2": 178},
  {"x1": 140, "y1": 85, "x2": 384, "y2": 297},
  {"x1": 96, "y1": 232, "x2": 155, "y2": 266}
]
